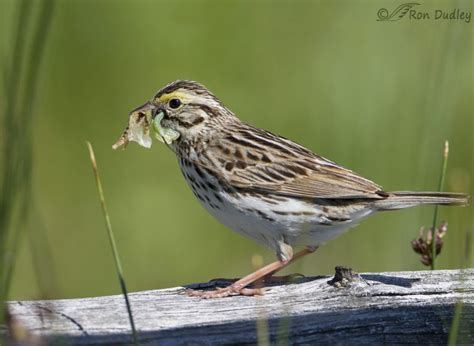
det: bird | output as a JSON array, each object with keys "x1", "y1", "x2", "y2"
[{"x1": 113, "y1": 80, "x2": 469, "y2": 298}]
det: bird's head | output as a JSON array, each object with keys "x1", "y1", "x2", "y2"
[{"x1": 113, "y1": 80, "x2": 233, "y2": 151}]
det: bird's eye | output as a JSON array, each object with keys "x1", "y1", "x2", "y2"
[{"x1": 169, "y1": 98, "x2": 181, "y2": 109}]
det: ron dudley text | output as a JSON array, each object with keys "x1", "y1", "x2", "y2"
[{"x1": 410, "y1": 9, "x2": 471, "y2": 23}]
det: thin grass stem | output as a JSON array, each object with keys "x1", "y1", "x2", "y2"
[
  {"x1": 430, "y1": 140, "x2": 449, "y2": 270},
  {"x1": 448, "y1": 301, "x2": 463, "y2": 346},
  {"x1": 86, "y1": 142, "x2": 139, "y2": 346},
  {"x1": 252, "y1": 254, "x2": 270, "y2": 346},
  {"x1": 448, "y1": 229, "x2": 472, "y2": 344}
]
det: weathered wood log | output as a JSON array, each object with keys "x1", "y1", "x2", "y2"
[{"x1": 4, "y1": 268, "x2": 474, "y2": 345}]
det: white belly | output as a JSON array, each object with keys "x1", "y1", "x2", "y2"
[{"x1": 179, "y1": 160, "x2": 373, "y2": 256}]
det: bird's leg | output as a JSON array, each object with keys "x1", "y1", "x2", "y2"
[
  {"x1": 262, "y1": 246, "x2": 318, "y2": 283},
  {"x1": 188, "y1": 246, "x2": 318, "y2": 299}
]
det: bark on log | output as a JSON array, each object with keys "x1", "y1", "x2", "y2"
[{"x1": 4, "y1": 268, "x2": 474, "y2": 345}]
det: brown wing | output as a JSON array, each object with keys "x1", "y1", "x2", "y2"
[{"x1": 198, "y1": 124, "x2": 385, "y2": 200}]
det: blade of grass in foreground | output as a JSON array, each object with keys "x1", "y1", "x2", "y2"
[
  {"x1": 86, "y1": 142, "x2": 139, "y2": 345},
  {"x1": 430, "y1": 140, "x2": 449, "y2": 270},
  {"x1": 1, "y1": 0, "x2": 54, "y2": 326},
  {"x1": 447, "y1": 230, "x2": 472, "y2": 345}
]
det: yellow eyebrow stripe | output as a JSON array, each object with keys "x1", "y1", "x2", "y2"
[{"x1": 156, "y1": 91, "x2": 189, "y2": 104}]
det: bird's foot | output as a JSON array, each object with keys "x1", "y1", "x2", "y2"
[
  {"x1": 187, "y1": 285, "x2": 265, "y2": 299},
  {"x1": 207, "y1": 273, "x2": 305, "y2": 287}
]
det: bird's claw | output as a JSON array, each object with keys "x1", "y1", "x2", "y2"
[{"x1": 186, "y1": 286, "x2": 266, "y2": 299}]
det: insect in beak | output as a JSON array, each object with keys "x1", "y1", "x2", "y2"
[{"x1": 112, "y1": 102, "x2": 156, "y2": 150}]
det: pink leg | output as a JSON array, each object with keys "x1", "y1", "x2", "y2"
[{"x1": 188, "y1": 246, "x2": 318, "y2": 298}]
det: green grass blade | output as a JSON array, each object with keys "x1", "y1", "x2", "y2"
[
  {"x1": 430, "y1": 140, "x2": 449, "y2": 270},
  {"x1": 86, "y1": 142, "x2": 139, "y2": 346},
  {"x1": 448, "y1": 230, "x2": 472, "y2": 344},
  {"x1": 3, "y1": 0, "x2": 55, "y2": 297},
  {"x1": 1, "y1": 0, "x2": 55, "y2": 327},
  {"x1": 448, "y1": 298, "x2": 463, "y2": 345},
  {"x1": 0, "y1": 1, "x2": 33, "y2": 310}
]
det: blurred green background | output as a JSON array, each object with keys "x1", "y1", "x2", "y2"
[{"x1": 1, "y1": 0, "x2": 472, "y2": 300}]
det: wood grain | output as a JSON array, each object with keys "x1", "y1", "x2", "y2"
[{"x1": 4, "y1": 269, "x2": 474, "y2": 345}]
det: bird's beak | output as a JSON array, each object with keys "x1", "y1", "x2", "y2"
[{"x1": 112, "y1": 102, "x2": 156, "y2": 150}]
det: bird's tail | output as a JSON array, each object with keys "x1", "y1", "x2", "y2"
[{"x1": 373, "y1": 191, "x2": 469, "y2": 211}]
